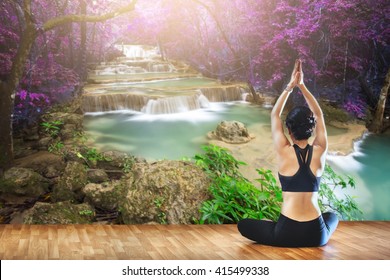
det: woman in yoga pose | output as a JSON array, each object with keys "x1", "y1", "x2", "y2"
[{"x1": 237, "y1": 59, "x2": 338, "y2": 247}]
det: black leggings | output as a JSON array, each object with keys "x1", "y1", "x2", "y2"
[{"x1": 237, "y1": 212, "x2": 339, "y2": 247}]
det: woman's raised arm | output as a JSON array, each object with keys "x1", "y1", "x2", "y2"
[
  {"x1": 296, "y1": 60, "x2": 328, "y2": 150},
  {"x1": 271, "y1": 60, "x2": 299, "y2": 150}
]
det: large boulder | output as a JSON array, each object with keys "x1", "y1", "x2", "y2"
[
  {"x1": 82, "y1": 180, "x2": 125, "y2": 211},
  {"x1": 0, "y1": 167, "x2": 50, "y2": 197},
  {"x1": 120, "y1": 161, "x2": 210, "y2": 224},
  {"x1": 208, "y1": 120, "x2": 255, "y2": 144},
  {"x1": 23, "y1": 201, "x2": 95, "y2": 224},
  {"x1": 51, "y1": 161, "x2": 87, "y2": 202}
]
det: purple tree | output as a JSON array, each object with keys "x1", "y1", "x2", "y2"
[{"x1": 0, "y1": 0, "x2": 138, "y2": 172}]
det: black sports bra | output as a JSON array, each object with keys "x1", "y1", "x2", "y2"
[{"x1": 278, "y1": 144, "x2": 321, "y2": 192}]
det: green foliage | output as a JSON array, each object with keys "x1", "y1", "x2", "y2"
[
  {"x1": 195, "y1": 145, "x2": 282, "y2": 224},
  {"x1": 198, "y1": 174, "x2": 282, "y2": 224},
  {"x1": 121, "y1": 156, "x2": 135, "y2": 173},
  {"x1": 78, "y1": 209, "x2": 95, "y2": 217},
  {"x1": 40, "y1": 120, "x2": 63, "y2": 138},
  {"x1": 76, "y1": 147, "x2": 109, "y2": 167},
  {"x1": 319, "y1": 165, "x2": 363, "y2": 221},
  {"x1": 255, "y1": 168, "x2": 283, "y2": 217},
  {"x1": 194, "y1": 144, "x2": 246, "y2": 179},
  {"x1": 85, "y1": 148, "x2": 105, "y2": 162},
  {"x1": 48, "y1": 140, "x2": 65, "y2": 154},
  {"x1": 153, "y1": 197, "x2": 167, "y2": 224},
  {"x1": 194, "y1": 144, "x2": 362, "y2": 224}
]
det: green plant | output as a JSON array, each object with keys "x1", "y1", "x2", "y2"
[
  {"x1": 319, "y1": 164, "x2": 363, "y2": 221},
  {"x1": 254, "y1": 168, "x2": 283, "y2": 218},
  {"x1": 48, "y1": 140, "x2": 65, "y2": 154},
  {"x1": 154, "y1": 197, "x2": 167, "y2": 224},
  {"x1": 85, "y1": 148, "x2": 105, "y2": 162},
  {"x1": 40, "y1": 120, "x2": 63, "y2": 138},
  {"x1": 198, "y1": 175, "x2": 282, "y2": 224},
  {"x1": 121, "y1": 156, "x2": 135, "y2": 173},
  {"x1": 194, "y1": 144, "x2": 246, "y2": 180},
  {"x1": 76, "y1": 147, "x2": 108, "y2": 167},
  {"x1": 195, "y1": 145, "x2": 282, "y2": 224},
  {"x1": 78, "y1": 209, "x2": 94, "y2": 216}
]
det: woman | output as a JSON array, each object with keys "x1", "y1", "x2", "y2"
[{"x1": 237, "y1": 59, "x2": 339, "y2": 247}]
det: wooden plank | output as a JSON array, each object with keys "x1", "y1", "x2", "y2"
[{"x1": 0, "y1": 222, "x2": 389, "y2": 260}]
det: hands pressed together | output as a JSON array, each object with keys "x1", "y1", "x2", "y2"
[{"x1": 286, "y1": 59, "x2": 305, "y2": 92}]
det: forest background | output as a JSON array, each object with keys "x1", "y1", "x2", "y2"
[{"x1": 0, "y1": 0, "x2": 389, "y2": 172}]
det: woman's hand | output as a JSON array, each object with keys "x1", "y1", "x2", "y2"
[
  {"x1": 285, "y1": 59, "x2": 300, "y2": 91},
  {"x1": 296, "y1": 59, "x2": 305, "y2": 88}
]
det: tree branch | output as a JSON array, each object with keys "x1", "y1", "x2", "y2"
[
  {"x1": 43, "y1": 0, "x2": 137, "y2": 32},
  {"x1": 191, "y1": 0, "x2": 238, "y2": 59}
]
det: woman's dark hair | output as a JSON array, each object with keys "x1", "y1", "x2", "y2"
[{"x1": 285, "y1": 106, "x2": 316, "y2": 140}]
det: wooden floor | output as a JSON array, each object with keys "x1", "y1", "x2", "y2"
[{"x1": 0, "y1": 222, "x2": 389, "y2": 260}]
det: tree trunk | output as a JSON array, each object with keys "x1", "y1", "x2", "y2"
[
  {"x1": 0, "y1": 82, "x2": 14, "y2": 174},
  {"x1": 0, "y1": 24, "x2": 37, "y2": 172},
  {"x1": 247, "y1": 80, "x2": 259, "y2": 103},
  {"x1": 78, "y1": 0, "x2": 88, "y2": 81},
  {"x1": 370, "y1": 67, "x2": 390, "y2": 133}
]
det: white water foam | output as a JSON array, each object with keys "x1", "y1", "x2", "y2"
[
  {"x1": 326, "y1": 132, "x2": 373, "y2": 217},
  {"x1": 128, "y1": 102, "x2": 228, "y2": 123},
  {"x1": 326, "y1": 132, "x2": 369, "y2": 172}
]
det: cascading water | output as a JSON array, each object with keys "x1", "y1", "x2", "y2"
[{"x1": 83, "y1": 45, "x2": 249, "y2": 115}]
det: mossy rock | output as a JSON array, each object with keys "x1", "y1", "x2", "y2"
[
  {"x1": 119, "y1": 160, "x2": 210, "y2": 224},
  {"x1": 82, "y1": 180, "x2": 126, "y2": 211},
  {"x1": 51, "y1": 161, "x2": 87, "y2": 202},
  {"x1": 0, "y1": 167, "x2": 50, "y2": 197},
  {"x1": 23, "y1": 201, "x2": 95, "y2": 224}
]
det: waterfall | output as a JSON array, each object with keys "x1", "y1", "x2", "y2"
[
  {"x1": 147, "y1": 62, "x2": 173, "y2": 73},
  {"x1": 82, "y1": 94, "x2": 149, "y2": 112},
  {"x1": 82, "y1": 92, "x2": 211, "y2": 114},
  {"x1": 85, "y1": 45, "x2": 250, "y2": 114},
  {"x1": 200, "y1": 86, "x2": 248, "y2": 102},
  {"x1": 141, "y1": 94, "x2": 210, "y2": 114},
  {"x1": 93, "y1": 65, "x2": 146, "y2": 75},
  {"x1": 120, "y1": 45, "x2": 160, "y2": 60}
]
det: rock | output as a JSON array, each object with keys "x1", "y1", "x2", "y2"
[
  {"x1": 13, "y1": 151, "x2": 66, "y2": 178},
  {"x1": 23, "y1": 201, "x2": 95, "y2": 224},
  {"x1": 51, "y1": 161, "x2": 87, "y2": 202},
  {"x1": 96, "y1": 150, "x2": 144, "y2": 170},
  {"x1": 60, "y1": 124, "x2": 77, "y2": 141},
  {"x1": 119, "y1": 161, "x2": 210, "y2": 224},
  {"x1": 36, "y1": 137, "x2": 52, "y2": 150},
  {"x1": 208, "y1": 120, "x2": 255, "y2": 144},
  {"x1": 0, "y1": 167, "x2": 50, "y2": 197},
  {"x1": 87, "y1": 169, "x2": 109, "y2": 183},
  {"x1": 82, "y1": 180, "x2": 125, "y2": 211}
]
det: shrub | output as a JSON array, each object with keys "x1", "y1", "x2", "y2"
[
  {"x1": 195, "y1": 145, "x2": 282, "y2": 224},
  {"x1": 319, "y1": 164, "x2": 363, "y2": 221}
]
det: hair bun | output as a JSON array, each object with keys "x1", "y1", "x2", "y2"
[{"x1": 285, "y1": 106, "x2": 316, "y2": 140}]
